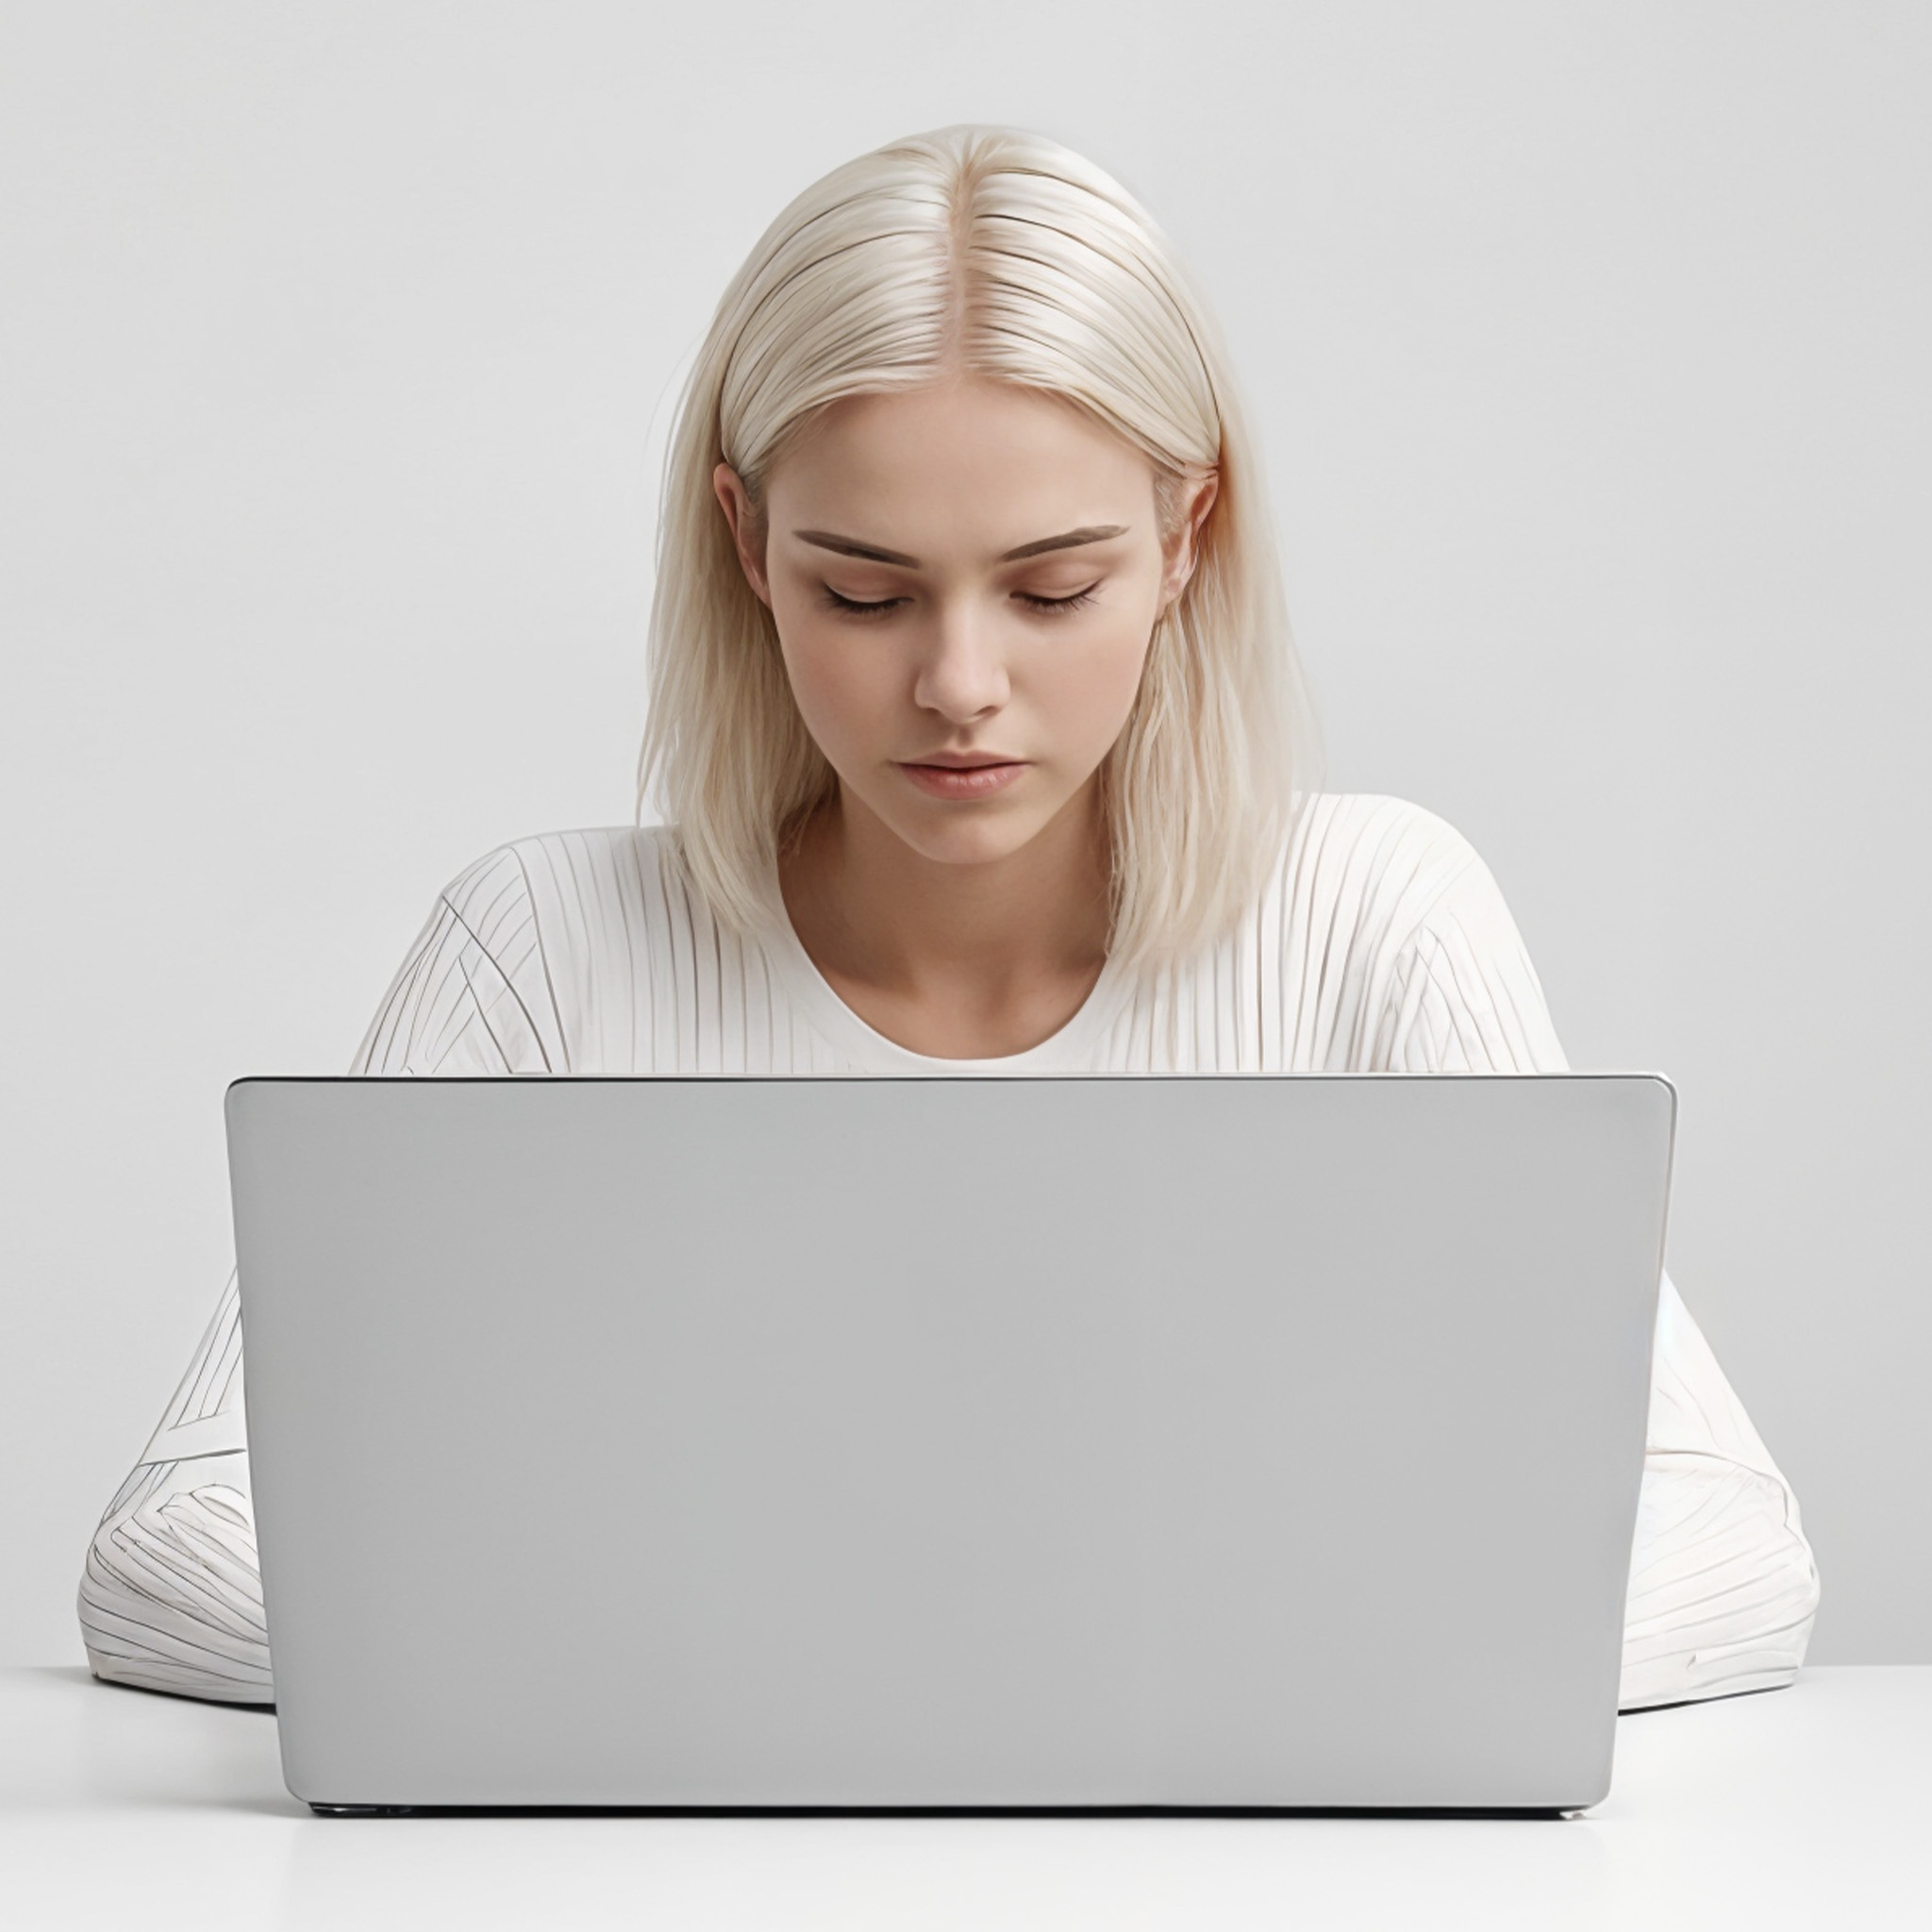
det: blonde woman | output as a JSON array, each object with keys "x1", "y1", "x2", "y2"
[{"x1": 80, "y1": 125, "x2": 1820, "y2": 1714}]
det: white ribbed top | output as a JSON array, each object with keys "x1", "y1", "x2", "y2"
[{"x1": 79, "y1": 791, "x2": 1821, "y2": 1711}]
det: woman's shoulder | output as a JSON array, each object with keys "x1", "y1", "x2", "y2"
[
  {"x1": 413, "y1": 824, "x2": 729, "y2": 1075},
  {"x1": 1261, "y1": 791, "x2": 1562, "y2": 1072},
  {"x1": 432, "y1": 823, "x2": 691, "y2": 940},
  {"x1": 434, "y1": 819, "x2": 726, "y2": 1058},
  {"x1": 1275, "y1": 791, "x2": 1497, "y2": 957}
]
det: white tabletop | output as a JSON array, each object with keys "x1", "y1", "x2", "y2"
[{"x1": 5, "y1": 1663, "x2": 1928, "y2": 1930}]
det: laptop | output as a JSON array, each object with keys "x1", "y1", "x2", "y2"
[{"x1": 225, "y1": 1071, "x2": 1674, "y2": 1816}]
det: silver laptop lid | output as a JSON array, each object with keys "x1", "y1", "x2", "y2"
[{"x1": 226, "y1": 1072, "x2": 1673, "y2": 1813}]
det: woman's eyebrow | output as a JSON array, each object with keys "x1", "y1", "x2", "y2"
[{"x1": 791, "y1": 525, "x2": 1129, "y2": 568}]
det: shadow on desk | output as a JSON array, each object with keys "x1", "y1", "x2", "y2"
[
  {"x1": 1617, "y1": 1683, "x2": 1789, "y2": 1718},
  {"x1": 57, "y1": 1664, "x2": 275, "y2": 1713}
]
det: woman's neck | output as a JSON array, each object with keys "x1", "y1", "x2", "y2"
[{"x1": 775, "y1": 783, "x2": 1113, "y2": 1058}]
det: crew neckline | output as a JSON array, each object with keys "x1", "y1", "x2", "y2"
[{"x1": 753, "y1": 848, "x2": 1136, "y2": 1074}]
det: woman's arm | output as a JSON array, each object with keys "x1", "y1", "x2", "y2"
[
  {"x1": 78, "y1": 847, "x2": 556, "y2": 1702},
  {"x1": 1619, "y1": 1270, "x2": 1821, "y2": 1707},
  {"x1": 1376, "y1": 820, "x2": 1821, "y2": 1710},
  {"x1": 76, "y1": 1271, "x2": 269, "y2": 1700}
]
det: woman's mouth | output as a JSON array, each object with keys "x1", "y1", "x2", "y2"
[{"x1": 896, "y1": 759, "x2": 1030, "y2": 799}]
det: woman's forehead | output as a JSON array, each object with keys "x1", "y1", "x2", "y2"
[{"x1": 766, "y1": 382, "x2": 1157, "y2": 544}]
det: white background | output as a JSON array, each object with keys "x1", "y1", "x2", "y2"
[{"x1": 3, "y1": 1, "x2": 1926, "y2": 1663}]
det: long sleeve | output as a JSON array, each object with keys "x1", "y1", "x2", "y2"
[
  {"x1": 1379, "y1": 834, "x2": 1822, "y2": 1710},
  {"x1": 78, "y1": 849, "x2": 554, "y2": 1702}
]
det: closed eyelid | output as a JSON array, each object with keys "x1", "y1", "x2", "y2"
[{"x1": 816, "y1": 578, "x2": 1098, "y2": 621}]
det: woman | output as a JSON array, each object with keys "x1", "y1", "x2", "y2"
[{"x1": 79, "y1": 125, "x2": 1820, "y2": 1713}]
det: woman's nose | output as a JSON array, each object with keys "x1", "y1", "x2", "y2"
[{"x1": 911, "y1": 600, "x2": 1010, "y2": 723}]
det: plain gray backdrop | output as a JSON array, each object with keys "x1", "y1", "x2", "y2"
[{"x1": 3, "y1": 1, "x2": 1926, "y2": 1665}]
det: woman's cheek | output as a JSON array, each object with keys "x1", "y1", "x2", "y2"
[
  {"x1": 1060, "y1": 618, "x2": 1155, "y2": 748},
  {"x1": 784, "y1": 625, "x2": 889, "y2": 760}
]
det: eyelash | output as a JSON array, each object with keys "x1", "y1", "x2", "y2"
[{"x1": 821, "y1": 586, "x2": 1100, "y2": 620}]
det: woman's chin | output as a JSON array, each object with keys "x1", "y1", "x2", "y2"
[{"x1": 879, "y1": 808, "x2": 1051, "y2": 871}]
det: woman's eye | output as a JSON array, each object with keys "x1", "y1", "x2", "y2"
[
  {"x1": 1015, "y1": 585, "x2": 1100, "y2": 616},
  {"x1": 822, "y1": 587, "x2": 904, "y2": 618},
  {"x1": 819, "y1": 583, "x2": 1101, "y2": 619}
]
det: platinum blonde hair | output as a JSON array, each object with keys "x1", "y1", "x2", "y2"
[{"x1": 636, "y1": 124, "x2": 1324, "y2": 969}]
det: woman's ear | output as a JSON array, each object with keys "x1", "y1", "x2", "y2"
[
  {"x1": 1160, "y1": 470, "x2": 1220, "y2": 611},
  {"x1": 713, "y1": 462, "x2": 774, "y2": 608}
]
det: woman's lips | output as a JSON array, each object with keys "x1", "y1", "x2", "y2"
[{"x1": 897, "y1": 760, "x2": 1029, "y2": 798}]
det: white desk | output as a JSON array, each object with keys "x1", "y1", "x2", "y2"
[{"x1": 4, "y1": 1664, "x2": 1927, "y2": 1930}]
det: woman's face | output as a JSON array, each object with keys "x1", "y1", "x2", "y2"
[{"x1": 715, "y1": 377, "x2": 1213, "y2": 869}]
